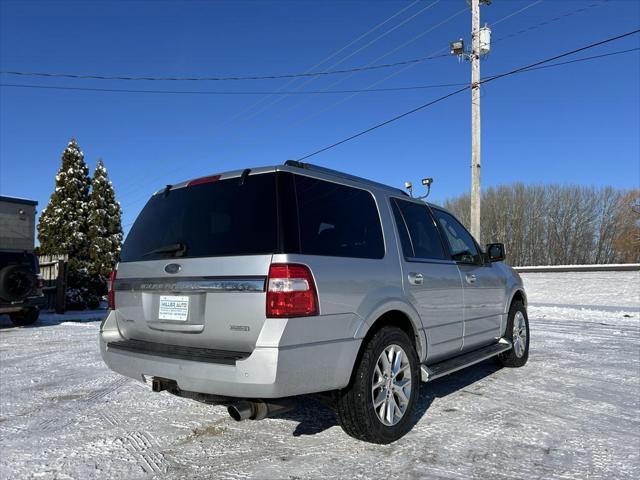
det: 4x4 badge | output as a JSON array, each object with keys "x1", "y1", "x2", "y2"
[{"x1": 164, "y1": 263, "x2": 181, "y2": 274}]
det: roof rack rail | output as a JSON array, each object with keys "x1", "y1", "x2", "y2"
[{"x1": 283, "y1": 160, "x2": 407, "y2": 196}]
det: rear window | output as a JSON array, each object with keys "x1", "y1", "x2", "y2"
[
  {"x1": 120, "y1": 173, "x2": 278, "y2": 262},
  {"x1": 291, "y1": 175, "x2": 384, "y2": 259}
]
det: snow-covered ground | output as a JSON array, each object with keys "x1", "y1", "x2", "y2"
[{"x1": 1, "y1": 271, "x2": 638, "y2": 479}]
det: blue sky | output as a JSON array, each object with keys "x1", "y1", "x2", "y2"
[{"x1": 1, "y1": 0, "x2": 639, "y2": 233}]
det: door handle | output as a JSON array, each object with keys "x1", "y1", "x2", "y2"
[
  {"x1": 465, "y1": 274, "x2": 477, "y2": 284},
  {"x1": 408, "y1": 272, "x2": 424, "y2": 285}
]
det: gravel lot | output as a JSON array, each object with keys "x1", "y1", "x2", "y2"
[{"x1": 1, "y1": 271, "x2": 639, "y2": 479}]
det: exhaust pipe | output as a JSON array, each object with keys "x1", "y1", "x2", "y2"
[
  {"x1": 227, "y1": 399, "x2": 294, "y2": 421},
  {"x1": 228, "y1": 400, "x2": 255, "y2": 421}
]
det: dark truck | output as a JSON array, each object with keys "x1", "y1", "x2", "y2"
[{"x1": 0, "y1": 196, "x2": 45, "y2": 326}]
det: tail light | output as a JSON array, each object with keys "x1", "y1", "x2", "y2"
[
  {"x1": 107, "y1": 269, "x2": 117, "y2": 310},
  {"x1": 36, "y1": 274, "x2": 44, "y2": 290},
  {"x1": 266, "y1": 263, "x2": 318, "y2": 318}
]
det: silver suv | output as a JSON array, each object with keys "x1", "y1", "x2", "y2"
[{"x1": 100, "y1": 162, "x2": 529, "y2": 444}]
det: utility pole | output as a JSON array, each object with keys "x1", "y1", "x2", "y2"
[
  {"x1": 470, "y1": 0, "x2": 481, "y2": 242},
  {"x1": 450, "y1": 0, "x2": 491, "y2": 242}
]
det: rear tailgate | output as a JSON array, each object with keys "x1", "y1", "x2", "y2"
[{"x1": 115, "y1": 255, "x2": 271, "y2": 352}]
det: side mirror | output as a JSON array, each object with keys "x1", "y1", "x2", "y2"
[{"x1": 486, "y1": 243, "x2": 505, "y2": 262}]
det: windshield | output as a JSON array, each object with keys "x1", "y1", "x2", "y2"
[{"x1": 120, "y1": 173, "x2": 278, "y2": 262}]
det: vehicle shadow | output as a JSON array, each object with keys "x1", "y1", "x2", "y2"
[{"x1": 275, "y1": 359, "x2": 502, "y2": 437}]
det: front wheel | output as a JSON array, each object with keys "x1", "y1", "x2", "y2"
[
  {"x1": 498, "y1": 301, "x2": 529, "y2": 367},
  {"x1": 335, "y1": 326, "x2": 419, "y2": 444}
]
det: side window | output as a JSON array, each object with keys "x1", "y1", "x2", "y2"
[
  {"x1": 433, "y1": 210, "x2": 479, "y2": 263},
  {"x1": 390, "y1": 200, "x2": 414, "y2": 257},
  {"x1": 294, "y1": 175, "x2": 384, "y2": 259},
  {"x1": 391, "y1": 199, "x2": 446, "y2": 261}
]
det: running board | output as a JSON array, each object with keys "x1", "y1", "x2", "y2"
[{"x1": 421, "y1": 339, "x2": 512, "y2": 382}]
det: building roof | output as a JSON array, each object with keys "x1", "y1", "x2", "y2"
[{"x1": 0, "y1": 195, "x2": 38, "y2": 206}]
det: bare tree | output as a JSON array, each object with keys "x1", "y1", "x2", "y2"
[
  {"x1": 613, "y1": 191, "x2": 640, "y2": 263},
  {"x1": 442, "y1": 184, "x2": 637, "y2": 266}
]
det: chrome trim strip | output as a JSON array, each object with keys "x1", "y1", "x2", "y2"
[
  {"x1": 404, "y1": 257, "x2": 457, "y2": 265},
  {"x1": 114, "y1": 277, "x2": 266, "y2": 293},
  {"x1": 146, "y1": 322, "x2": 205, "y2": 333}
]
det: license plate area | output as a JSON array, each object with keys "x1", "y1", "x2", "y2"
[{"x1": 159, "y1": 295, "x2": 189, "y2": 321}]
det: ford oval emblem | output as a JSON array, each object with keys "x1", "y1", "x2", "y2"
[{"x1": 164, "y1": 263, "x2": 181, "y2": 274}]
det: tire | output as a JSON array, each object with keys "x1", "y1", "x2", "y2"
[
  {"x1": 9, "y1": 307, "x2": 40, "y2": 327},
  {"x1": 0, "y1": 265, "x2": 36, "y2": 302},
  {"x1": 498, "y1": 301, "x2": 529, "y2": 368},
  {"x1": 335, "y1": 326, "x2": 420, "y2": 444}
]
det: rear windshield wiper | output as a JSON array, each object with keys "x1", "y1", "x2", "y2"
[{"x1": 142, "y1": 242, "x2": 187, "y2": 258}]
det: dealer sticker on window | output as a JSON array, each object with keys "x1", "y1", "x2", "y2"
[{"x1": 159, "y1": 295, "x2": 189, "y2": 321}]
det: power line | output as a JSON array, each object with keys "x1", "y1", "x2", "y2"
[
  {"x1": 297, "y1": 87, "x2": 468, "y2": 161},
  {"x1": 3, "y1": 47, "x2": 637, "y2": 97},
  {"x1": 115, "y1": 1, "x2": 447, "y2": 198},
  {"x1": 108, "y1": 44, "x2": 639, "y2": 212},
  {"x1": 492, "y1": 0, "x2": 611, "y2": 44},
  {"x1": 113, "y1": 6, "x2": 631, "y2": 212},
  {"x1": 311, "y1": 0, "x2": 443, "y2": 73},
  {"x1": 287, "y1": 0, "x2": 617, "y2": 132},
  {"x1": 112, "y1": 0, "x2": 534, "y2": 202},
  {"x1": 287, "y1": 0, "x2": 547, "y2": 128},
  {"x1": 0, "y1": 81, "x2": 467, "y2": 95},
  {"x1": 296, "y1": 0, "x2": 422, "y2": 72},
  {"x1": 332, "y1": 0, "x2": 609, "y2": 97},
  {"x1": 279, "y1": 7, "x2": 467, "y2": 118},
  {"x1": 0, "y1": 0, "x2": 611, "y2": 87},
  {"x1": 234, "y1": 0, "x2": 445, "y2": 124},
  {"x1": 489, "y1": 0, "x2": 544, "y2": 28},
  {"x1": 217, "y1": 0, "x2": 423, "y2": 124},
  {"x1": 296, "y1": 29, "x2": 640, "y2": 161},
  {"x1": 0, "y1": 54, "x2": 448, "y2": 83},
  {"x1": 486, "y1": 47, "x2": 639, "y2": 76},
  {"x1": 115, "y1": 1, "x2": 430, "y2": 198},
  {"x1": 114, "y1": 42, "x2": 640, "y2": 213},
  {"x1": 480, "y1": 29, "x2": 639, "y2": 86}
]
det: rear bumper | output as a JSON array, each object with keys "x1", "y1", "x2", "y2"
[
  {"x1": 0, "y1": 295, "x2": 46, "y2": 314},
  {"x1": 99, "y1": 310, "x2": 361, "y2": 398}
]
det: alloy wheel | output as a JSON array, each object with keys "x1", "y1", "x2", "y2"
[{"x1": 371, "y1": 344, "x2": 412, "y2": 426}]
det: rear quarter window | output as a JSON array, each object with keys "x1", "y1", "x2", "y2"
[{"x1": 292, "y1": 175, "x2": 384, "y2": 259}]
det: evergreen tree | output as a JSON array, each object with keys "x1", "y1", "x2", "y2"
[
  {"x1": 87, "y1": 159, "x2": 123, "y2": 303},
  {"x1": 38, "y1": 138, "x2": 91, "y2": 264},
  {"x1": 37, "y1": 139, "x2": 92, "y2": 308}
]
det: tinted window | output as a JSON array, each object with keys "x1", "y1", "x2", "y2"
[
  {"x1": 390, "y1": 201, "x2": 413, "y2": 258},
  {"x1": 391, "y1": 199, "x2": 445, "y2": 260},
  {"x1": 120, "y1": 173, "x2": 277, "y2": 262},
  {"x1": 294, "y1": 175, "x2": 384, "y2": 259},
  {"x1": 433, "y1": 209, "x2": 479, "y2": 263}
]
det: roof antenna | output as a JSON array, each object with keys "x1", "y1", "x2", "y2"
[{"x1": 404, "y1": 181, "x2": 414, "y2": 198}]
